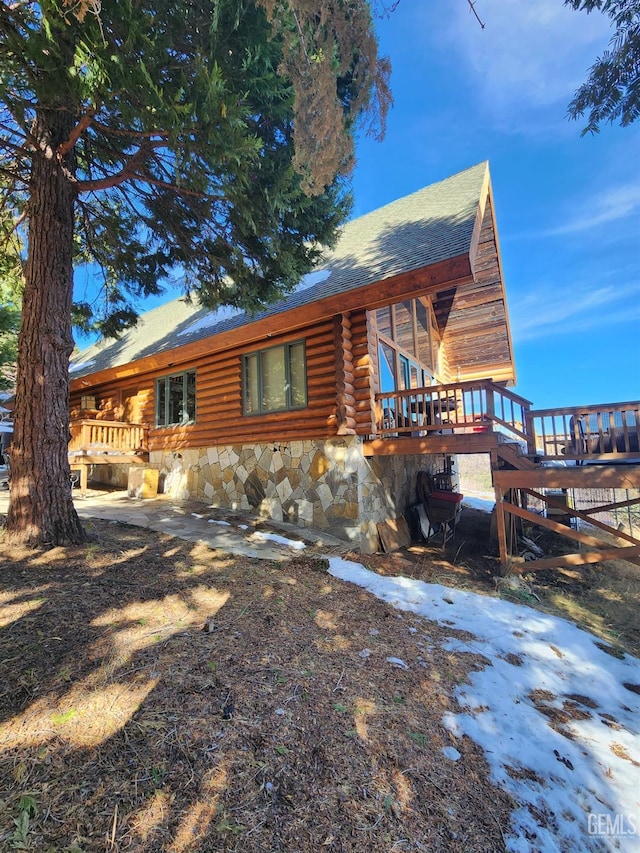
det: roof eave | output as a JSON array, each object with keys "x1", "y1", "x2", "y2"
[{"x1": 70, "y1": 252, "x2": 474, "y2": 391}]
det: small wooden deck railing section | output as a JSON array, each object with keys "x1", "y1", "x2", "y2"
[
  {"x1": 526, "y1": 402, "x2": 640, "y2": 463},
  {"x1": 374, "y1": 380, "x2": 531, "y2": 446},
  {"x1": 374, "y1": 384, "x2": 640, "y2": 465},
  {"x1": 68, "y1": 419, "x2": 149, "y2": 456}
]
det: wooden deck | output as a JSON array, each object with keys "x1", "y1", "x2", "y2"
[
  {"x1": 67, "y1": 391, "x2": 640, "y2": 572},
  {"x1": 366, "y1": 384, "x2": 640, "y2": 572},
  {"x1": 68, "y1": 419, "x2": 149, "y2": 492}
]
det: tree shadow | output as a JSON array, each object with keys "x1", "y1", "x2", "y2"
[
  {"x1": 71, "y1": 195, "x2": 491, "y2": 381},
  {"x1": 0, "y1": 516, "x2": 512, "y2": 852}
]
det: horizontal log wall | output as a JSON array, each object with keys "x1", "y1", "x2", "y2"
[{"x1": 70, "y1": 313, "x2": 378, "y2": 449}]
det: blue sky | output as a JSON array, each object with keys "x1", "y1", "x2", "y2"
[
  {"x1": 72, "y1": 1, "x2": 639, "y2": 411},
  {"x1": 351, "y1": 0, "x2": 640, "y2": 409}
]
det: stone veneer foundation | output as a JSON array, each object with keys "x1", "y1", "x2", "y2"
[{"x1": 144, "y1": 437, "x2": 449, "y2": 553}]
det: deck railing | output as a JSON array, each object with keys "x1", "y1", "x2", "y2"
[
  {"x1": 527, "y1": 402, "x2": 640, "y2": 462},
  {"x1": 68, "y1": 419, "x2": 149, "y2": 456},
  {"x1": 374, "y1": 380, "x2": 531, "y2": 445}
]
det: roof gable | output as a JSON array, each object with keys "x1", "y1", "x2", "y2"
[{"x1": 70, "y1": 161, "x2": 489, "y2": 378}]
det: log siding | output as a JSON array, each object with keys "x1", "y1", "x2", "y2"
[{"x1": 70, "y1": 316, "x2": 372, "y2": 449}]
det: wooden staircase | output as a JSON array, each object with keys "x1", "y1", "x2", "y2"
[
  {"x1": 494, "y1": 442, "x2": 537, "y2": 470},
  {"x1": 365, "y1": 382, "x2": 640, "y2": 572},
  {"x1": 489, "y1": 411, "x2": 640, "y2": 573}
]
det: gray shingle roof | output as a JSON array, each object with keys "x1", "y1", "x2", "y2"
[{"x1": 70, "y1": 161, "x2": 488, "y2": 378}]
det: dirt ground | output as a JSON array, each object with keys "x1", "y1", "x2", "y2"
[{"x1": 0, "y1": 504, "x2": 638, "y2": 852}]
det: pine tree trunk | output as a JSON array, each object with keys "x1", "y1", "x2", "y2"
[{"x1": 6, "y1": 109, "x2": 86, "y2": 546}]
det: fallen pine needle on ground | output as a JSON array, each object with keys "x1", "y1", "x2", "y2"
[{"x1": 0, "y1": 508, "x2": 638, "y2": 852}]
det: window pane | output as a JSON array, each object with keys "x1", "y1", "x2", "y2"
[
  {"x1": 244, "y1": 354, "x2": 260, "y2": 414},
  {"x1": 261, "y1": 347, "x2": 286, "y2": 411},
  {"x1": 288, "y1": 342, "x2": 306, "y2": 407},
  {"x1": 395, "y1": 302, "x2": 414, "y2": 354},
  {"x1": 186, "y1": 371, "x2": 196, "y2": 422},
  {"x1": 398, "y1": 355, "x2": 410, "y2": 391},
  {"x1": 156, "y1": 370, "x2": 196, "y2": 426},
  {"x1": 168, "y1": 374, "x2": 185, "y2": 424},
  {"x1": 379, "y1": 343, "x2": 395, "y2": 392},
  {"x1": 416, "y1": 300, "x2": 432, "y2": 368},
  {"x1": 243, "y1": 341, "x2": 307, "y2": 414},
  {"x1": 376, "y1": 306, "x2": 392, "y2": 337}
]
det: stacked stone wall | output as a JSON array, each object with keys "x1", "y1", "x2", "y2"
[{"x1": 148, "y1": 439, "x2": 448, "y2": 551}]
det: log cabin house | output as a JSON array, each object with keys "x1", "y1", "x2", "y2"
[{"x1": 69, "y1": 162, "x2": 640, "y2": 564}]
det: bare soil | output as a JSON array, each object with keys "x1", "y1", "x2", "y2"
[{"x1": 1, "y1": 505, "x2": 638, "y2": 852}]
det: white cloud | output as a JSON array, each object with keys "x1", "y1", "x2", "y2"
[
  {"x1": 546, "y1": 181, "x2": 640, "y2": 235},
  {"x1": 511, "y1": 278, "x2": 640, "y2": 342},
  {"x1": 428, "y1": 0, "x2": 613, "y2": 124}
]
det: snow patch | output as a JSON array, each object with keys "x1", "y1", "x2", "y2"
[{"x1": 328, "y1": 556, "x2": 640, "y2": 852}]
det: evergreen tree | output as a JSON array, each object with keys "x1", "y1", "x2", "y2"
[
  {"x1": 566, "y1": 0, "x2": 640, "y2": 131},
  {"x1": 0, "y1": 0, "x2": 390, "y2": 545}
]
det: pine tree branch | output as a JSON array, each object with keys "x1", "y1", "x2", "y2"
[
  {"x1": 57, "y1": 109, "x2": 96, "y2": 158},
  {"x1": 89, "y1": 119, "x2": 170, "y2": 140},
  {"x1": 75, "y1": 140, "x2": 166, "y2": 192},
  {"x1": 0, "y1": 165, "x2": 29, "y2": 186},
  {"x1": 0, "y1": 208, "x2": 26, "y2": 249}
]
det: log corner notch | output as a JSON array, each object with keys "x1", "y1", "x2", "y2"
[{"x1": 334, "y1": 313, "x2": 357, "y2": 435}]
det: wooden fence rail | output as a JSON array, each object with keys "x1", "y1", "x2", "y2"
[
  {"x1": 373, "y1": 379, "x2": 531, "y2": 445},
  {"x1": 527, "y1": 401, "x2": 640, "y2": 462}
]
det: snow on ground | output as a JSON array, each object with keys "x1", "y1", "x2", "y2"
[
  {"x1": 328, "y1": 557, "x2": 640, "y2": 853},
  {"x1": 462, "y1": 494, "x2": 495, "y2": 513},
  {"x1": 168, "y1": 509, "x2": 638, "y2": 850},
  {"x1": 251, "y1": 530, "x2": 306, "y2": 550}
]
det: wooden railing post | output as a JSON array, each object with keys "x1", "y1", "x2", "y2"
[
  {"x1": 524, "y1": 409, "x2": 536, "y2": 456},
  {"x1": 484, "y1": 383, "x2": 495, "y2": 425},
  {"x1": 494, "y1": 486, "x2": 510, "y2": 573}
]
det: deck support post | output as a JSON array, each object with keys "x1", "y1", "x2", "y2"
[{"x1": 494, "y1": 485, "x2": 509, "y2": 573}]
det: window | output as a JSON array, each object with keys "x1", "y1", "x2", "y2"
[
  {"x1": 374, "y1": 297, "x2": 438, "y2": 394},
  {"x1": 80, "y1": 395, "x2": 97, "y2": 410},
  {"x1": 378, "y1": 343, "x2": 396, "y2": 393},
  {"x1": 243, "y1": 341, "x2": 306, "y2": 414},
  {"x1": 156, "y1": 370, "x2": 196, "y2": 426}
]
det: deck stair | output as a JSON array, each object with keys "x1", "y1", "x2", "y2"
[
  {"x1": 495, "y1": 442, "x2": 538, "y2": 471},
  {"x1": 491, "y1": 399, "x2": 640, "y2": 574},
  {"x1": 367, "y1": 384, "x2": 640, "y2": 573}
]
